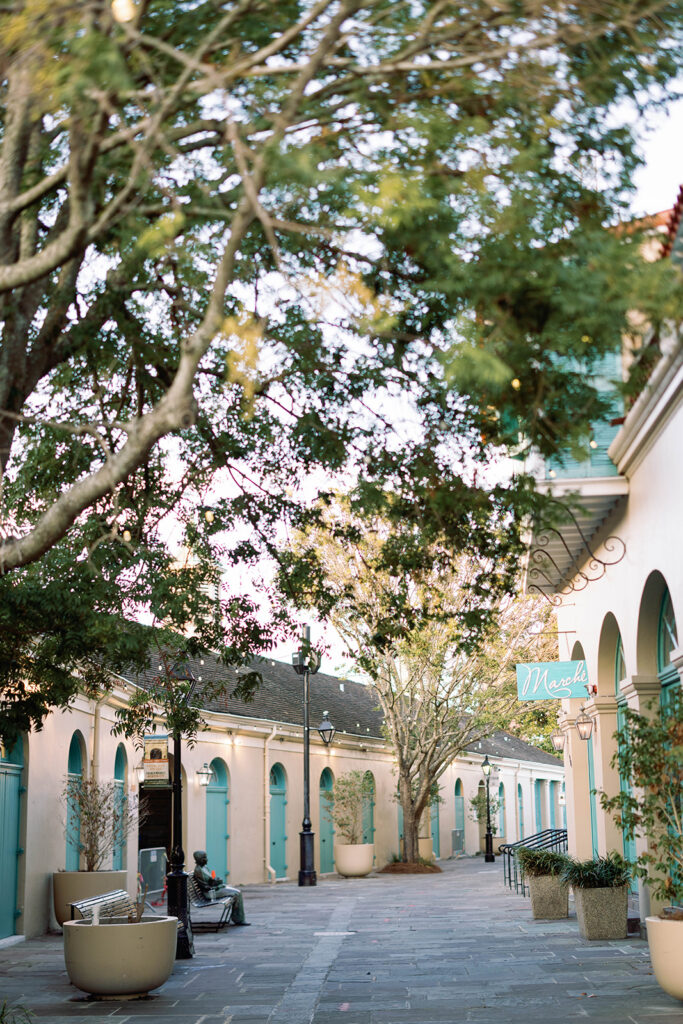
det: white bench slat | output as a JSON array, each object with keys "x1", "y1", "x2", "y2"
[{"x1": 70, "y1": 889, "x2": 138, "y2": 921}]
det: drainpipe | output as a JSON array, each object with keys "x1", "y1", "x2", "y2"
[{"x1": 263, "y1": 725, "x2": 277, "y2": 883}]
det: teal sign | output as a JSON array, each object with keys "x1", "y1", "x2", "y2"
[{"x1": 516, "y1": 660, "x2": 589, "y2": 700}]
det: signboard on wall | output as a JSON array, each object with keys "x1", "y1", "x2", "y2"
[
  {"x1": 516, "y1": 660, "x2": 590, "y2": 700},
  {"x1": 143, "y1": 734, "x2": 169, "y2": 787}
]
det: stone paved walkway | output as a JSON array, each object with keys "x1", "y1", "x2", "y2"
[{"x1": 1, "y1": 857, "x2": 682, "y2": 1024}]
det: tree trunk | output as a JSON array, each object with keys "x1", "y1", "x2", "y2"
[{"x1": 399, "y1": 773, "x2": 420, "y2": 862}]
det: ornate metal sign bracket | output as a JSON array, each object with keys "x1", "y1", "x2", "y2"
[{"x1": 527, "y1": 498, "x2": 626, "y2": 606}]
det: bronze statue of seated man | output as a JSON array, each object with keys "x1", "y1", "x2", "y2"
[{"x1": 192, "y1": 850, "x2": 250, "y2": 925}]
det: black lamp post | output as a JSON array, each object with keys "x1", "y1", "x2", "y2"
[
  {"x1": 482, "y1": 755, "x2": 495, "y2": 863},
  {"x1": 166, "y1": 659, "x2": 198, "y2": 959},
  {"x1": 292, "y1": 625, "x2": 321, "y2": 886}
]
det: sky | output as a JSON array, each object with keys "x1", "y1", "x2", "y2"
[{"x1": 630, "y1": 94, "x2": 683, "y2": 215}]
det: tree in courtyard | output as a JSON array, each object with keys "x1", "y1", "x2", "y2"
[
  {"x1": 285, "y1": 503, "x2": 557, "y2": 862},
  {"x1": 1, "y1": 0, "x2": 682, "y2": 743}
]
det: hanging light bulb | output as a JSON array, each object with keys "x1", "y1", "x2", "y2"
[
  {"x1": 122, "y1": 529, "x2": 132, "y2": 542},
  {"x1": 112, "y1": 0, "x2": 136, "y2": 22}
]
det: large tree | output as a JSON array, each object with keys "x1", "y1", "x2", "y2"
[
  {"x1": 0, "y1": 0, "x2": 681, "y2": 742},
  {"x1": 286, "y1": 503, "x2": 558, "y2": 862}
]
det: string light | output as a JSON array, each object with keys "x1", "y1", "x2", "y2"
[{"x1": 112, "y1": 0, "x2": 136, "y2": 22}]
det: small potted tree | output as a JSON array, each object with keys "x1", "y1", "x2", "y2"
[
  {"x1": 324, "y1": 770, "x2": 375, "y2": 877},
  {"x1": 516, "y1": 848, "x2": 569, "y2": 919},
  {"x1": 53, "y1": 775, "x2": 142, "y2": 926},
  {"x1": 468, "y1": 790, "x2": 500, "y2": 854},
  {"x1": 600, "y1": 699, "x2": 683, "y2": 999},
  {"x1": 561, "y1": 852, "x2": 630, "y2": 940}
]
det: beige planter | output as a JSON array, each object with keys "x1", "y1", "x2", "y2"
[
  {"x1": 574, "y1": 885, "x2": 628, "y2": 940},
  {"x1": 63, "y1": 916, "x2": 178, "y2": 997},
  {"x1": 334, "y1": 843, "x2": 374, "y2": 877},
  {"x1": 418, "y1": 838, "x2": 434, "y2": 861},
  {"x1": 646, "y1": 916, "x2": 683, "y2": 1001},
  {"x1": 527, "y1": 875, "x2": 569, "y2": 920},
  {"x1": 53, "y1": 870, "x2": 127, "y2": 927}
]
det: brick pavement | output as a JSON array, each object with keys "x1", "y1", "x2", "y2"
[{"x1": 0, "y1": 857, "x2": 682, "y2": 1024}]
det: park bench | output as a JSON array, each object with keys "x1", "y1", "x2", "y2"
[
  {"x1": 70, "y1": 888, "x2": 143, "y2": 922},
  {"x1": 187, "y1": 875, "x2": 237, "y2": 931}
]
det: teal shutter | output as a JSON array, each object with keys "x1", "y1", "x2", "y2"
[
  {"x1": 0, "y1": 739, "x2": 23, "y2": 939},
  {"x1": 206, "y1": 758, "x2": 229, "y2": 880},
  {"x1": 269, "y1": 764, "x2": 287, "y2": 878},
  {"x1": 319, "y1": 768, "x2": 334, "y2": 873}
]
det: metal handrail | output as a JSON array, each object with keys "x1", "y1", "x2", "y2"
[{"x1": 499, "y1": 828, "x2": 568, "y2": 895}]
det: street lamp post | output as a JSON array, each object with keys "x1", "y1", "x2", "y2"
[
  {"x1": 166, "y1": 659, "x2": 198, "y2": 959},
  {"x1": 292, "y1": 625, "x2": 321, "y2": 887},
  {"x1": 482, "y1": 755, "x2": 495, "y2": 863}
]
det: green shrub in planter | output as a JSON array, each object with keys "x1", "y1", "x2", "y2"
[
  {"x1": 516, "y1": 848, "x2": 568, "y2": 877},
  {"x1": 561, "y1": 852, "x2": 630, "y2": 890},
  {"x1": 517, "y1": 848, "x2": 570, "y2": 919},
  {"x1": 562, "y1": 852, "x2": 630, "y2": 940}
]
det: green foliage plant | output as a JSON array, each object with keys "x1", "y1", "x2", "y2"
[
  {"x1": 323, "y1": 771, "x2": 374, "y2": 846},
  {"x1": 516, "y1": 847, "x2": 569, "y2": 878},
  {"x1": 468, "y1": 790, "x2": 500, "y2": 835},
  {"x1": 600, "y1": 699, "x2": 683, "y2": 907},
  {"x1": 561, "y1": 852, "x2": 630, "y2": 890},
  {"x1": 62, "y1": 776, "x2": 145, "y2": 872},
  {"x1": 0, "y1": 1002, "x2": 33, "y2": 1024}
]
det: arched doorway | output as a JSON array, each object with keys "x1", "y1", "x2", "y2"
[
  {"x1": 269, "y1": 763, "x2": 287, "y2": 879},
  {"x1": 614, "y1": 634, "x2": 637, "y2": 870},
  {"x1": 0, "y1": 737, "x2": 23, "y2": 939},
  {"x1": 206, "y1": 758, "x2": 229, "y2": 881},
  {"x1": 319, "y1": 768, "x2": 334, "y2": 873},
  {"x1": 453, "y1": 779, "x2": 465, "y2": 854},
  {"x1": 658, "y1": 588, "x2": 679, "y2": 709},
  {"x1": 113, "y1": 745, "x2": 127, "y2": 870},
  {"x1": 66, "y1": 732, "x2": 85, "y2": 871},
  {"x1": 361, "y1": 772, "x2": 375, "y2": 845}
]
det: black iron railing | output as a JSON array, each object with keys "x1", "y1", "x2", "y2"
[{"x1": 499, "y1": 829, "x2": 568, "y2": 895}]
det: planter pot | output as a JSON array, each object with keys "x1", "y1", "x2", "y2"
[
  {"x1": 334, "y1": 843, "x2": 374, "y2": 877},
  {"x1": 53, "y1": 870, "x2": 127, "y2": 927},
  {"x1": 574, "y1": 885, "x2": 628, "y2": 940},
  {"x1": 527, "y1": 875, "x2": 569, "y2": 920},
  {"x1": 63, "y1": 916, "x2": 178, "y2": 997},
  {"x1": 646, "y1": 916, "x2": 683, "y2": 1001},
  {"x1": 418, "y1": 838, "x2": 434, "y2": 861}
]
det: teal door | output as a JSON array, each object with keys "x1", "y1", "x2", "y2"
[
  {"x1": 269, "y1": 763, "x2": 287, "y2": 878},
  {"x1": 517, "y1": 784, "x2": 524, "y2": 839},
  {"x1": 454, "y1": 780, "x2": 465, "y2": 854},
  {"x1": 549, "y1": 781, "x2": 557, "y2": 829},
  {"x1": 0, "y1": 739, "x2": 23, "y2": 939},
  {"x1": 430, "y1": 798, "x2": 440, "y2": 858},
  {"x1": 534, "y1": 779, "x2": 543, "y2": 832},
  {"x1": 112, "y1": 745, "x2": 126, "y2": 870},
  {"x1": 319, "y1": 768, "x2": 334, "y2": 873},
  {"x1": 498, "y1": 783, "x2": 506, "y2": 840},
  {"x1": 361, "y1": 772, "x2": 375, "y2": 845},
  {"x1": 66, "y1": 733, "x2": 83, "y2": 870},
  {"x1": 586, "y1": 735, "x2": 599, "y2": 857},
  {"x1": 206, "y1": 758, "x2": 229, "y2": 880}
]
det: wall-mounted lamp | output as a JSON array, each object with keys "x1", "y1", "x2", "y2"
[
  {"x1": 575, "y1": 707, "x2": 594, "y2": 741},
  {"x1": 550, "y1": 729, "x2": 565, "y2": 752},
  {"x1": 196, "y1": 763, "x2": 214, "y2": 787},
  {"x1": 135, "y1": 760, "x2": 145, "y2": 785}
]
